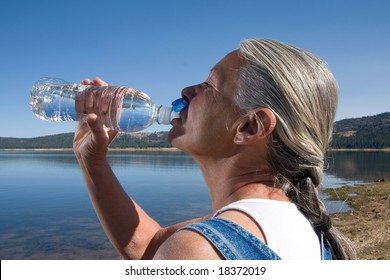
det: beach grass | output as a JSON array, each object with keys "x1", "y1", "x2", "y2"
[{"x1": 323, "y1": 181, "x2": 390, "y2": 259}]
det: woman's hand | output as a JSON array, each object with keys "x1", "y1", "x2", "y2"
[{"x1": 73, "y1": 77, "x2": 118, "y2": 162}]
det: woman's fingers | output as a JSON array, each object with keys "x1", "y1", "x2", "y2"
[
  {"x1": 92, "y1": 77, "x2": 109, "y2": 86},
  {"x1": 81, "y1": 78, "x2": 92, "y2": 85},
  {"x1": 76, "y1": 76, "x2": 117, "y2": 128}
]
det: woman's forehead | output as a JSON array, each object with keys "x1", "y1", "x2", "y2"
[
  {"x1": 208, "y1": 50, "x2": 242, "y2": 88},
  {"x1": 211, "y1": 50, "x2": 242, "y2": 72}
]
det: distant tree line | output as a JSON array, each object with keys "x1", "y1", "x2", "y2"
[
  {"x1": 331, "y1": 133, "x2": 390, "y2": 149},
  {"x1": 330, "y1": 112, "x2": 390, "y2": 149},
  {"x1": 1, "y1": 113, "x2": 389, "y2": 150},
  {"x1": 0, "y1": 133, "x2": 75, "y2": 149},
  {"x1": 0, "y1": 132, "x2": 171, "y2": 149},
  {"x1": 110, "y1": 132, "x2": 171, "y2": 148}
]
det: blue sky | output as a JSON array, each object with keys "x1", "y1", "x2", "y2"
[{"x1": 1, "y1": 0, "x2": 389, "y2": 137}]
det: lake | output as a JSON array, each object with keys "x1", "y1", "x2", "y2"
[{"x1": 0, "y1": 150, "x2": 389, "y2": 259}]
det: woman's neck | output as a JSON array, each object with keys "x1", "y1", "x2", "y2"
[{"x1": 193, "y1": 153, "x2": 289, "y2": 212}]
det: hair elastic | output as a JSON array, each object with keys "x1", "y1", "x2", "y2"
[{"x1": 313, "y1": 215, "x2": 332, "y2": 233}]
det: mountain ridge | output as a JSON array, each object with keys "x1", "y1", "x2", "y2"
[{"x1": 1, "y1": 112, "x2": 389, "y2": 149}]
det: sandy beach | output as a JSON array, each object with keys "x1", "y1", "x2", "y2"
[{"x1": 324, "y1": 181, "x2": 390, "y2": 259}]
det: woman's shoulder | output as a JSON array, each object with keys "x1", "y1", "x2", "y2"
[{"x1": 153, "y1": 227, "x2": 223, "y2": 260}]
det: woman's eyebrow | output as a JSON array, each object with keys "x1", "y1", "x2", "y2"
[{"x1": 206, "y1": 78, "x2": 223, "y2": 94}]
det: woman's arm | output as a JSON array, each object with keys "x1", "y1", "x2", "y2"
[{"x1": 73, "y1": 78, "x2": 209, "y2": 259}]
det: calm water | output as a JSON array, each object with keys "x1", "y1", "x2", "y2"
[{"x1": 0, "y1": 150, "x2": 389, "y2": 259}]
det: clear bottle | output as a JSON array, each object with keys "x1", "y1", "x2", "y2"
[{"x1": 30, "y1": 77, "x2": 188, "y2": 133}]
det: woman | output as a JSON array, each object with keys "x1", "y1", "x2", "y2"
[{"x1": 73, "y1": 39, "x2": 356, "y2": 260}]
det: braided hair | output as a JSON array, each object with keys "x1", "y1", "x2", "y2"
[{"x1": 237, "y1": 39, "x2": 356, "y2": 259}]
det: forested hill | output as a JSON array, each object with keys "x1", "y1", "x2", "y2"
[
  {"x1": 0, "y1": 112, "x2": 389, "y2": 149},
  {"x1": 331, "y1": 112, "x2": 390, "y2": 149},
  {"x1": 0, "y1": 131, "x2": 171, "y2": 149}
]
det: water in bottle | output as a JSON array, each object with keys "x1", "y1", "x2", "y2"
[{"x1": 30, "y1": 77, "x2": 188, "y2": 133}]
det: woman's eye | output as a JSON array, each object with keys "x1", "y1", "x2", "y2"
[{"x1": 204, "y1": 82, "x2": 212, "y2": 89}]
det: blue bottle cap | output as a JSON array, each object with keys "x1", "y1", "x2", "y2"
[{"x1": 171, "y1": 98, "x2": 188, "y2": 112}]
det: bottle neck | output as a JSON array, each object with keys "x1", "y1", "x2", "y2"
[
  {"x1": 157, "y1": 106, "x2": 173, "y2": 125},
  {"x1": 156, "y1": 98, "x2": 187, "y2": 125}
]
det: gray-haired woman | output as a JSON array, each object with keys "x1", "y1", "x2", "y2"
[{"x1": 73, "y1": 39, "x2": 356, "y2": 260}]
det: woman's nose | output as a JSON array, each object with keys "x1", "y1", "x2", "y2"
[{"x1": 181, "y1": 84, "x2": 202, "y2": 103}]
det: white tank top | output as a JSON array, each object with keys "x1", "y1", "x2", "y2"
[{"x1": 214, "y1": 199, "x2": 321, "y2": 260}]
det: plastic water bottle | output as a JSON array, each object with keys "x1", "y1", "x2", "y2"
[{"x1": 30, "y1": 77, "x2": 188, "y2": 133}]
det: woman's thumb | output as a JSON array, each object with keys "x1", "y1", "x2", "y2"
[{"x1": 86, "y1": 113, "x2": 99, "y2": 130}]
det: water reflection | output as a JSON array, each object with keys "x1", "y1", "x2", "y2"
[
  {"x1": 0, "y1": 150, "x2": 388, "y2": 259},
  {"x1": 325, "y1": 151, "x2": 390, "y2": 182},
  {"x1": 107, "y1": 150, "x2": 196, "y2": 169}
]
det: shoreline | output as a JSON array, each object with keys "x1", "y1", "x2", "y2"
[{"x1": 323, "y1": 181, "x2": 390, "y2": 259}]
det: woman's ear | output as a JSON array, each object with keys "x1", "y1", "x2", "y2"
[{"x1": 234, "y1": 108, "x2": 276, "y2": 145}]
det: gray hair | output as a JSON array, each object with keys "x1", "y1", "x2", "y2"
[{"x1": 237, "y1": 39, "x2": 356, "y2": 259}]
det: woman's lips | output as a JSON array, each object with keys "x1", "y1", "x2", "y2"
[{"x1": 171, "y1": 111, "x2": 186, "y2": 125}]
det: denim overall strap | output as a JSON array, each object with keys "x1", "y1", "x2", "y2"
[
  {"x1": 313, "y1": 215, "x2": 333, "y2": 260},
  {"x1": 323, "y1": 243, "x2": 333, "y2": 260},
  {"x1": 179, "y1": 218, "x2": 282, "y2": 260},
  {"x1": 319, "y1": 233, "x2": 333, "y2": 260}
]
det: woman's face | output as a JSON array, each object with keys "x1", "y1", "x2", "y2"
[{"x1": 168, "y1": 50, "x2": 244, "y2": 157}]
